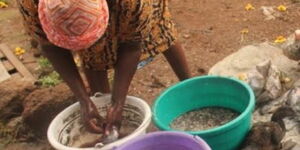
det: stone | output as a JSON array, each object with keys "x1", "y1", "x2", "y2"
[
  {"x1": 183, "y1": 33, "x2": 191, "y2": 39},
  {"x1": 0, "y1": 78, "x2": 35, "y2": 122},
  {"x1": 285, "y1": 86, "x2": 300, "y2": 117},
  {"x1": 22, "y1": 83, "x2": 76, "y2": 136},
  {"x1": 170, "y1": 107, "x2": 239, "y2": 131},
  {"x1": 281, "y1": 30, "x2": 300, "y2": 61},
  {"x1": 209, "y1": 42, "x2": 300, "y2": 81}
]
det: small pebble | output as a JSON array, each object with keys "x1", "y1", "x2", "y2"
[
  {"x1": 183, "y1": 34, "x2": 191, "y2": 39},
  {"x1": 170, "y1": 107, "x2": 239, "y2": 131}
]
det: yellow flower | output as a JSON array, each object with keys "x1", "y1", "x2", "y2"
[
  {"x1": 245, "y1": 3, "x2": 255, "y2": 11},
  {"x1": 0, "y1": 1, "x2": 8, "y2": 8},
  {"x1": 237, "y1": 73, "x2": 248, "y2": 81},
  {"x1": 274, "y1": 36, "x2": 287, "y2": 43},
  {"x1": 283, "y1": 77, "x2": 291, "y2": 83},
  {"x1": 14, "y1": 47, "x2": 26, "y2": 56},
  {"x1": 277, "y1": 5, "x2": 287, "y2": 12},
  {"x1": 241, "y1": 28, "x2": 249, "y2": 34}
]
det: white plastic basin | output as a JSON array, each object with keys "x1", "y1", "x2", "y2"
[{"x1": 47, "y1": 94, "x2": 152, "y2": 150}]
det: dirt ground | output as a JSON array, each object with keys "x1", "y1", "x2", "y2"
[
  {"x1": 131, "y1": 0, "x2": 300, "y2": 105},
  {"x1": 0, "y1": 0, "x2": 299, "y2": 104},
  {"x1": 0, "y1": 0, "x2": 300, "y2": 149}
]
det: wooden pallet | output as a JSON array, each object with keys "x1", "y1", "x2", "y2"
[
  {"x1": 0, "y1": 57, "x2": 10, "y2": 82},
  {"x1": 0, "y1": 44, "x2": 34, "y2": 81}
]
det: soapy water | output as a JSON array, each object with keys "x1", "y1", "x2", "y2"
[{"x1": 58, "y1": 105, "x2": 143, "y2": 148}]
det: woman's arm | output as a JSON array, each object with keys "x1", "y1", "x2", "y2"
[
  {"x1": 41, "y1": 44, "x2": 104, "y2": 133},
  {"x1": 105, "y1": 41, "x2": 142, "y2": 134}
]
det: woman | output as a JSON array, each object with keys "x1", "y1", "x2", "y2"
[{"x1": 17, "y1": 0, "x2": 191, "y2": 137}]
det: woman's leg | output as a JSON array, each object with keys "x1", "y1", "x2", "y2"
[
  {"x1": 84, "y1": 68, "x2": 111, "y2": 94},
  {"x1": 163, "y1": 42, "x2": 191, "y2": 81}
]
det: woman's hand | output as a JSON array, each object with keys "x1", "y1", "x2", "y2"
[
  {"x1": 104, "y1": 104, "x2": 123, "y2": 135},
  {"x1": 81, "y1": 99, "x2": 105, "y2": 133}
]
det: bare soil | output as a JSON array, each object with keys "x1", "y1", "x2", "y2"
[{"x1": 0, "y1": 0, "x2": 299, "y2": 104}]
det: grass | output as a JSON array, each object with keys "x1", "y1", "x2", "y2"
[
  {"x1": 37, "y1": 72, "x2": 62, "y2": 87},
  {"x1": 0, "y1": 0, "x2": 7, "y2": 3},
  {"x1": 37, "y1": 57, "x2": 52, "y2": 70},
  {"x1": 36, "y1": 57, "x2": 62, "y2": 87}
]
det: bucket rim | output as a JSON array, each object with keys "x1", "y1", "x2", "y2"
[{"x1": 115, "y1": 131, "x2": 211, "y2": 150}]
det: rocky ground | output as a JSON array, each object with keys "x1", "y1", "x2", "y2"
[
  {"x1": 0, "y1": 0, "x2": 300, "y2": 149},
  {"x1": 209, "y1": 42, "x2": 300, "y2": 149}
]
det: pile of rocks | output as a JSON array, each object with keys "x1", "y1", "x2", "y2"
[{"x1": 209, "y1": 31, "x2": 300, "y2": 149}]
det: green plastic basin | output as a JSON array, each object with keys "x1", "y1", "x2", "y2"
[{"x1": 153, "y1": 76, "x2": 255, "y2": 150}]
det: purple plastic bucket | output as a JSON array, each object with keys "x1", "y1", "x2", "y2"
[{"x1": 114, "y1": 131, "x2": 211, "y2": 150}]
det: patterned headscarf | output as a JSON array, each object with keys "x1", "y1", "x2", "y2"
[{"x1": 38, "y1": 0, "x2": 109, "y2": 51}]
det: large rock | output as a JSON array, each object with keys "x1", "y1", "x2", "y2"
[
  {"x1": 22, "y1": 83, "x2": 76, "y2": 136},
  {"x1": 0, "y1": 78, "x2": 36, "y2": 122},
  {"x1": 209, "y1": 42, "x2": 300, "y2": 81},
  {"x1": 281, "y1": 30, "x2": 300, "y2": 61}
]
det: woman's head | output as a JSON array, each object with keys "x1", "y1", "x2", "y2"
[{"x1": 38, "y1": 0, "x2": 109, "y2": 50}]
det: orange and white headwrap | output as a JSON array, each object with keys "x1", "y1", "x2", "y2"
[{"x1": 38, "y1": 0, "x2": 109, "y2": 51}]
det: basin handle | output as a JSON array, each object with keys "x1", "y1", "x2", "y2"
[{"x1": 94, "y1": 92, "x2": 104, "y2": 98}]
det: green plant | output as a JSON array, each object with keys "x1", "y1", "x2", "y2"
[
  {"x1": 38, "y1": 71, "x2": 62, "y2": 87},
  {"x1": 0, "y1": 0, "x2": 7, "y2": 4},
  {"x1": 36, "y1": 57, "x2": 62, "y2": 87},
  {"x1": 37, "y1": 57, "x2": 52, "y2": 70},
  {"x1": 37, "y1": 57, "x2": 53, "y2": 76}
]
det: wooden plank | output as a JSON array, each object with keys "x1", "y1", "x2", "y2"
[
  {"x1": 0, "y1": 44, "x2": 34, "y2": 80},
  {"x1": 2, "y1": 60, "x2": 15, "y2": 71},
  {"x1": 11, "y1": 72, "x2": 22, "y2": 78},
  {"x1": 0, "y1": 60, "x2": 10, "y2": 82}
]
